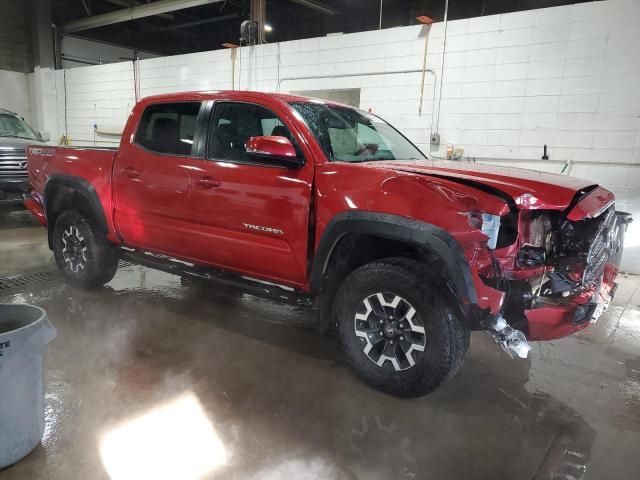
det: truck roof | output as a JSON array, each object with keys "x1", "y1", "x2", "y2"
[{"x1": 137, "y1": 90, "x2": 353, "y2": 109}]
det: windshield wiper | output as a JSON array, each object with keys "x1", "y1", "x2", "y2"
[{"x1": 341, "y1": 158, "x2": 394, "y2": 163}]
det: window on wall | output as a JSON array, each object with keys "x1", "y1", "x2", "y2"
[
  {"x1": 292, "y1": 89, "x2": 361, "y2": 108},
  {"x1": 135, "y1": 102, "x2": 201, "y2": 156},
  {"x1": 207, "y1": 102, "x2": 295, "y2": 163}
]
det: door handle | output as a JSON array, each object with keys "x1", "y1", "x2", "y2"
[
  {"x1": 122, "y1": 167, "x2": 141, "y2": 179},
  {"x1": 196, "y1": 176, "x2": 221, "y2": 189}
]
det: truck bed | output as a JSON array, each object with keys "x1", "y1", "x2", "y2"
[{"x1": 26, "y1": 145, "x2": 118, "y2": 236}]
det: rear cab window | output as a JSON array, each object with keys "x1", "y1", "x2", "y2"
[{"x1": 134, "y1": 102, "x2": 201, "y2": 156}]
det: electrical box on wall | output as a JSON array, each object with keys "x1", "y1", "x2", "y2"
[{"x1": 430, "y1": 133, "x2": 440, "y2": 146}]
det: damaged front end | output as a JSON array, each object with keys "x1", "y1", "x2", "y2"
[{"x1": 476, "y1": 186, "x2": 632, "y2": 350}]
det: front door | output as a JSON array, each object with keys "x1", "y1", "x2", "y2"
[
  {"x1": 188, "y1": 100, "x2": 314, "y2": 287},
  {"x1": 113, "y1": 101, "x2": 202, "y2": 259}
]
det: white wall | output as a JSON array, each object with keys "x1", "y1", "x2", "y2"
[
  {"x1": 45, "y1": 0, "x2": 640, "y2": 273},
  {"x1": 0, "y1": 69, "x2": 32, "y2": 123}
]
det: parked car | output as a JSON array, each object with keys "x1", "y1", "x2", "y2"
[
  {"x1": 0, "y1": 109, "x2": 49, "y2": 205},
  {"x1": 24, "y1": 91, "x2": 631, "y2": 396}
]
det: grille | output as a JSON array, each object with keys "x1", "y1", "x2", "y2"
[
  {"x1": 0, "y1": 150, "x2": 27, "y2": 178},
  {"x1": 583, "y1": 207, "x2": 617, "y2": 285}
]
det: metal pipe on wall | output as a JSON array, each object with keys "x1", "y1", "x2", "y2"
[
  {"x1": 434, "y1": 0, "x2": 449, "y2": 134},
  {"x1": 476, "y1": 157, "x2": 640, "y2": 168},
  {"x1": 418, "y1": 23, "x2": 433, "y2": 116},
  {"x1": 278, "y1": 68, "x2": 437, "y2": 115}
]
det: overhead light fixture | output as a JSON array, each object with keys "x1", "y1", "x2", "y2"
[{"x1": 264, "y1": 24, "x2": 273, "y2": 32}]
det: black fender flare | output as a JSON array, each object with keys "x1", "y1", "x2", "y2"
[
  {"x1": 310, "y1": 211, "x2": 478, "y2": 309},
  {"x1": 43, "y1": 175, "x2": 109, "y2": 246}
]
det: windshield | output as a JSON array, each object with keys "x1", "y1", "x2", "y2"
[
  {"x1": 0, "y1": 113, "x2": 40, "y2": 140},
  {"x1": 289, "y1": 102, "x2": 426, "y2": 162}
]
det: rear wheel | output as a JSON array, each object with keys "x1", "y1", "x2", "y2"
[
  {"x1": 335, "y1": 258, "x2": 468, "y2": 397},
  {"x1": 52, "y1": 210, "x2": 119, "y2": 288}
]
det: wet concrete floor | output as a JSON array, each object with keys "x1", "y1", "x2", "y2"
[{"x1": 1, "y1": 204, "x2": 639, "y2": 480}]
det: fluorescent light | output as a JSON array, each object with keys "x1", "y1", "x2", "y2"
[{"x1": 264, "y1": 24, "x2": 273, "y2": 32}]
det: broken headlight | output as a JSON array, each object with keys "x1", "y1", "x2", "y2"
[
  {"x1": 481, "y1": 214, "x2": 501, "y2": 249},
  {"x1": 518, "y1": 212, "x2": 553, "y2": 267},
  {"x1": 528, "y1": 213, "x2": 553, "y2": 249}
]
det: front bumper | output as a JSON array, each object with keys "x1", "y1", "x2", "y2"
[
  {"x1": 524, "y1": 264, "x2": 617, "y2": 340},
  {"x1": 522, "y1": 211, "x2": 631, "y2": 341},
  {"x1": 0, "y1": 179, "x2": 28, "y2": 205}
]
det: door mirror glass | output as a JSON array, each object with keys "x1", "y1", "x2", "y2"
[
  {"x1": 246, "y1": 136, "x2": 304, "y2": 169},
  {"x1": 39, "y1": 131, "x2": 51, "y2": 142}
]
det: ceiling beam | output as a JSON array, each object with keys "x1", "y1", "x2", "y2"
[
  {"x1": 62, "y1": 0, "x2": 225, "y2": 33},
  {"x1": 287, "y1": 0, "x2": 337, "y2": 16},
  {"x1": 146, "y1": 13, "x2": 239, "y2": 32},
  {"x1": 101, "y1": 0, "x2": 175, "y2": 21}
]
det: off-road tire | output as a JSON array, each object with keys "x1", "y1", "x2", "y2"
[
  {"x1": 52, "y1": 209, "x2": 119, "y2": 288},
  {"x1": 335, "y1": 257, "x2": 469, "y2": 397}
]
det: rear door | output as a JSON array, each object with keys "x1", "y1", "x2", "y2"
[
  {"x1": 113, "y1": 101, "x2": 203, "y2": 259},
  {"x1": 187, "y1": 99, "x2": 314, "y2": 286}
]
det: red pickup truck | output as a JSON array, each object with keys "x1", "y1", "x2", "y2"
[{"x1": 25, "y1": 91, "x2": 630, "y2": 396}]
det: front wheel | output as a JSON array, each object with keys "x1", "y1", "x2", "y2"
[
  {"x1": 52, "y1": 210, "x2": 119, "y2": 289},
  {"x1": 335, "y1": 258, "x2": 468, "y2": 397}
]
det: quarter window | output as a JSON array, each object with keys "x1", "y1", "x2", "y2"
[{"x1": 135, "y1": 102, "x2": 201, "y2": 156}]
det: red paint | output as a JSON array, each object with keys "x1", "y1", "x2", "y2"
[
  {"x1": 526, "y1": 262, "x2": 619, "y2": 340},
  {"x1": 24, "y1": 91, "x2": 622, "y2": 341},
  {"x1": 566, "y1": 186, "x2": 615, "y2": 221},
  {"x1": 525, "y1": 306, "x2": 590, "y2": 340},
  {"x1": 246, "y1": 135, "x2": 298, "y2": 158},
  {"x1": 23, "y1": 197, "x2": 46, "y2": 226},
  {"x1": 369, "y1": 160, "x2": 597, "y2": 211}
]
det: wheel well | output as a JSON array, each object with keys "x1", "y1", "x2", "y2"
[
  {"x1": 45, "y1": 187, "x2": 96, "y2": 248},
  {"x1": 316, "y1": 232, "x2": 454, "y2": 333}
]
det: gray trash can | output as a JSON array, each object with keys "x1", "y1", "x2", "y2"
[{"x1": 0, "y1": 304, "x2": 56, "y2": 469}]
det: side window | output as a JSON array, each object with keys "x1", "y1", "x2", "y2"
[
  {"x1": 207, "y1": 102, "x2": 294, "y2": 162},
  {"x1": 135, "y1": 102, "x2": 201, "y2": 156}
]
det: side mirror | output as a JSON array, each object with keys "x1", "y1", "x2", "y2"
[
  {"x1": 39, "y1": 132, "x2": 51, "y2": 142},
  {"x1": 246, "y1": 136, "x2": 304, "y2": 169}
]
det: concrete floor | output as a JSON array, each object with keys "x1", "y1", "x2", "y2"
[{"x1": 1, "y1": 204, "x2": 639, "y2": 480}]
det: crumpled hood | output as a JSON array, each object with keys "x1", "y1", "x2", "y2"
[{"x1": 362, "y1": 160, "x2": 597, "y2": 210}]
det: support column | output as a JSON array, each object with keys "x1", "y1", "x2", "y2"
[
  {"x1": 29, "y1": 0, "x2": 59, "y2": 140},
  {"x1": 31, "y1": 0, "x2": 55, "y2": 69}
]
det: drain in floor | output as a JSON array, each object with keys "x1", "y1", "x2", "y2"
[
  {"x1": 0, "y1": 260, "x2": 136, "y2": 290},
  {"x1": 0, "y1": 270, "x2": 60, "y2": 290}
]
